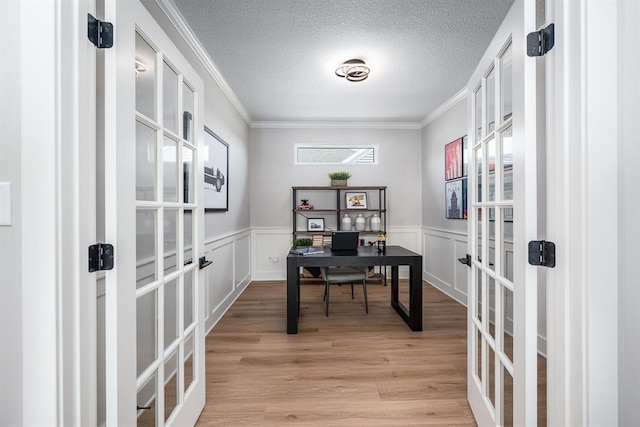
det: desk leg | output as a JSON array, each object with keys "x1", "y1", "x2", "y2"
[
  {"x1": 409, "y1": 259, "x2": 423, "y2": 331},
  {"x1": 286, "y1": 258, "x2": 299, "y2": 334},
  {"x1": 390, "y1": 265, "x2": 399, "y2": 306}
]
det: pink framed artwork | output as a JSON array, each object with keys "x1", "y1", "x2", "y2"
[{"x1": 445, "y1": 137, "x2": 463, "y2": 181}]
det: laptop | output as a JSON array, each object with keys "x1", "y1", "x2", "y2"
[{"x1": 330, "y1": 231, "x2": 360, "y2": 254}]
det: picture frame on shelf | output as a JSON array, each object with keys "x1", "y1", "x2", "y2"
[
  {"x1": 445, "y1": 178, "x2": 467, "y2": 219},
  {"x1": 445, "y1": 137, "x2": 464, "y2": 181},
  {"x1": 204, "y1": 126, "x2": 229, "y2": 212},
  {"x1": 307, "y1": 218, "x2": 325, "y2": 232},
  {"x1": 345, "y1": 192, "x2": 367, "y2": 209}
]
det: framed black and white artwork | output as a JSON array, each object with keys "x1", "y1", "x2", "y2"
[{"x1": 204, "y1": 126, "x2": 229, "y2": 212}]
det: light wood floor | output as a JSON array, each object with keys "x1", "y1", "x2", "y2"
[{"x1": 196, "y1": 280, "x2": 477, "y2": 426}]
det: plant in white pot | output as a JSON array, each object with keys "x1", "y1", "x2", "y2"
[{"x1": 328, "y1": 171, "x2": 351, "y2": 187}]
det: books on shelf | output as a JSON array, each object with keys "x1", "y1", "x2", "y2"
[
  {"x1": 312, "y1": 235, "x2": 324, "y2": 247},
  {"x1": 290, "y1": 246, "x2": 325, "y2": 256}
]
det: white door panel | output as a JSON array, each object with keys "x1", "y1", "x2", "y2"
[
  {"x1": 467, "y1": 0, "x2": 542, "y2": 425},
  {"x1": 101, "y1": 0, "x2": 205, "y2": 425}
]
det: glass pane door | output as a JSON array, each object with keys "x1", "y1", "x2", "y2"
[
  {"x1": 469, "y1": 35, "x2": 527, "y2": 426},
  {"x1": 134, "y1": 28, "x2": 201, "y2": 426}
]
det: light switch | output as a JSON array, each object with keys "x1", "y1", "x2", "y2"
[{"x1": 0, "y1": 182, "x2": 11, "y2": 226}]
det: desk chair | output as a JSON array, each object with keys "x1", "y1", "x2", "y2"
[{"x1": 320, "y1": 266, "x2": 368, "y2": 316}]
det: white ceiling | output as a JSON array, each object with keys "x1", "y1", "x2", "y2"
[{"x1": 170, "y1": 0, "x2": 514, "y2": 123}]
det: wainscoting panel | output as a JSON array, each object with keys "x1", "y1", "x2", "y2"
[
  {"x1": 251, "y1": 228, "x2": 292, "y2": 281},
  {"x1": 423, "y1": 227, "x2": 468, "y2": 305},
  {"x1": 234, "y1": 234, "x2": 251, "y2": 289},
  {"x1": 204, "y1": 229, "x2": 252, "y2": 333}
]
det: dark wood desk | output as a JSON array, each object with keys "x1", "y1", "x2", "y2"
[{"x1": 286, "y1": 245, "x2": 423, "y2": 334}]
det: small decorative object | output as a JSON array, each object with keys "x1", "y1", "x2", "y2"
[
  {"x1": 376, "y1": 232, "x2": 386, "y2": 253},
  {"x1": 340, "y1": 213, "x2": 352, "y2": 231},
  {"x1": 370, "y1": 213, "x2": 381, "y2": 232},
  {"x1": 355, "y1": 213, "x2": 365, "y2": 231},
  {"x1": 328, "y1": 171, "x2": 351, "y2": 187},
  {"x1": 307, "y1": 218, "x2": 325, "y2": 232},
  {"x1": 298, "y1": 199, "x2": 313, "y2": 209},
  {"x1": 345, "y1": 192, "x2": 367, "y2": 209}
]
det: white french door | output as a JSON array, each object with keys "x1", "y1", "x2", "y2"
[
  {"x1": 467, "y1": 0, "x2": 543, "y2": 425},
  {"x1": 101, "y1": 0, "x2": 205, "y2": 425}
]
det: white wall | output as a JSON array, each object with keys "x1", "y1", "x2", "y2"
[
  {"x1": 249, "y1": 125, "x2": 422, "y2": 280},
  {"x1": 0, "y1": 1, "x2": 23, "y2": 425},
  {"x1": 618, "y1": 0, "x2": 640, "y2": 423},
  {"x1": 422, "y1": 99, "x2": 469, "y2": 234},
  {"x1": 421, "y1": 98, "x2": 469, "y2": 304}
]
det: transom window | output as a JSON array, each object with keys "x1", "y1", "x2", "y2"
[{"x1": 295, "y1": 145, "x2": 377, "y2": 164}]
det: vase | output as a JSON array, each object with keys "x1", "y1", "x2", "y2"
[
  {"x1": 370, "y1": 213, "x2": 381, "y2": 232},
  {"x1": 340, "y1": 214, "x2": 352, "y2": 231},
  {"x1": 355, "y1": 214, "x2": 365, "y2": 231},
  {"x1": 331, "y1": 179, "x2": 348, "y2": 187}
]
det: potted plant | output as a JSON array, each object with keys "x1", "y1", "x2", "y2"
[
  {"x1": 328, "y1": 171, "x2": 351, "y2": 187},
  {"x1": 294, "y1": 238, "x2": 313, "y2": 247}
]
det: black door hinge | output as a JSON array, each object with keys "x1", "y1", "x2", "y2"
[
  {"x1": 89, "y1": 243, "x2": 114, "y2": 272},
  {"x1": 527, "y1": 23, "x2": 554, "y2": 57},
  {"x1": 88, "y1": 14, "x2": 113, "y2": 49},
  {"x1": 528, "y1": 240, "x2": 556, "y2": 268}
]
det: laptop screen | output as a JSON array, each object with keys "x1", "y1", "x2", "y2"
[{"x1": 331, "y1": 231, "x2": 360, "y2": 251}]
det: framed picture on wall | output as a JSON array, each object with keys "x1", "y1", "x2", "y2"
[
  {"x1": 204, "y1": 126, "x2": 229, "y2": 212},
  {"x1": 445, "y1": 178, "x2": 467, "y2": 219},
  {"x1": 445, "y1": 137, "x2": 463, "y2": 180}
]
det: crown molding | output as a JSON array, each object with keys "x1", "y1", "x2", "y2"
[
  {"x1": 420, "y1": 87, "x2": 468, "y2": 128},
  {"x1": 250, "y1": 121, "x2": 422, "y2": 130},
  {"x1": 155, "y1": 0, "x2": 252, "y2": 125}
]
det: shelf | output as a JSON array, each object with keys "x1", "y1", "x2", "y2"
[
  {"x1": 292, "y1": 186, "x2": 387, "y2": 245},
  {"x1": 293, "y1": 209, "x2": 339, "y2": 213},
  {"x1": 293, "y1": 185, "x2": 387, "y2": 191}
]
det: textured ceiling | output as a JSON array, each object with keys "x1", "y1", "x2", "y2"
[{"x1": 170, "y1": 0, "x2": 514, "y2": 123}]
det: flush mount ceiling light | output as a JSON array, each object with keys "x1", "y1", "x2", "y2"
[
  {"x1": 335, "y1": 59, "x2": 370, "y2": 82},
  {"x1": 134, "y1": 59, "x2": 148, "y2": 76}
]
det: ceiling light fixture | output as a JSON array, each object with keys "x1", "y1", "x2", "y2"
[
  {"x1": 335, "y1": 59, "x2": 370, "y2": 82},
  {"x1": 135, "y1": 59, "x2": 148, "y2": 76}
]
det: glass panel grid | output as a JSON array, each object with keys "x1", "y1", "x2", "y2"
[
  {"x1": 136, "y1": 121, "x2": 157, "y2": 202},
  {"x1": 135, "y1": 32, "x2": 157, "y2": 121},
  {"x1": 164, "y1": 351, "x2": 179, "y2": 422},
  {"x1": 137, "y1": 371, "x2": 157, "y2": 426},
  {"x1": 500, "y1": 42, "x2": 513, "y2": 125},
  {"x1": 486, "y1": 67, "x2": 496, "y2": 134},
  {"x1": 135, "y1": 33, "x2": 199, "y2": 426},
  {"x1": 163, "y1": 135, "x2": 179, "y2": 203},
  {"x1": 474, "y1": 85, "x2": 483, "y2": 141},
  {"x1": 162, "y1": 60, "x2": 179, "y2": 135}
]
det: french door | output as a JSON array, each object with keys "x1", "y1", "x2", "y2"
[
  {"x1": 101, "y1": 0, "x2": 205, "y2": 425},
  {"x1": 467, "y1": 0, "x2": 543, "y2": 425}
]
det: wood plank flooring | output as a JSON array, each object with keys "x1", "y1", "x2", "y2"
[{"x1": 196, "y1": 280, "x2": 476, "y2": 426}]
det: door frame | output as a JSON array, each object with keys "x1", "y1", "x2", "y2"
[
  {"x1": 545, "y1": 0, "x2": 619, "y2": 425},
  {"x1": 13, "y1": 0, "x2": 97, "y2": 425}
]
